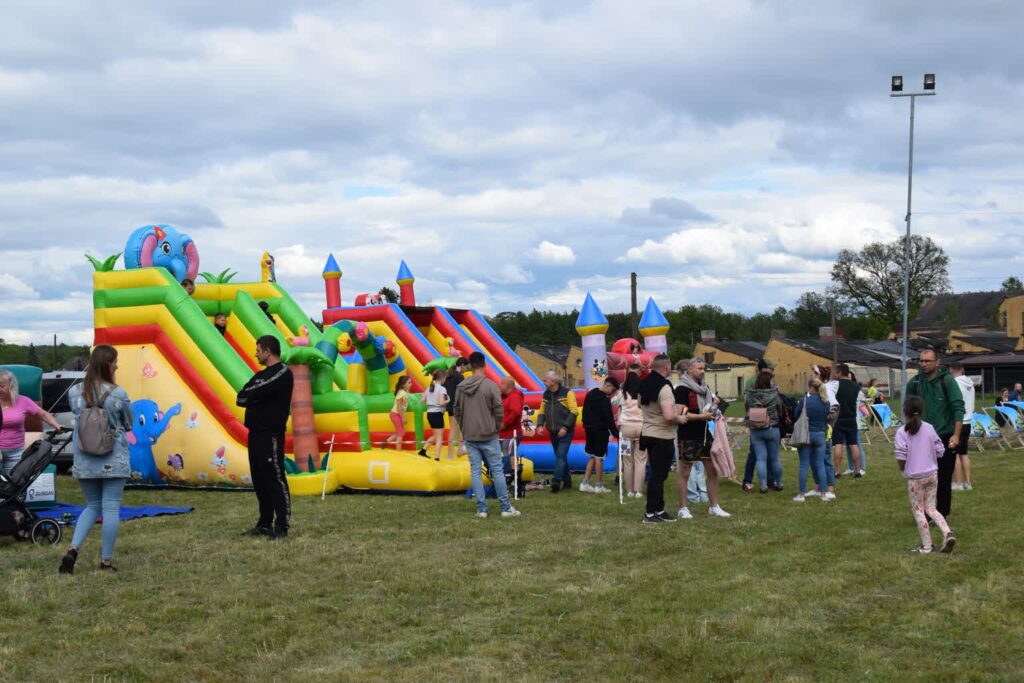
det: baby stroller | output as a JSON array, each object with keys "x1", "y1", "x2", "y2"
[{"x1": 0, "y1": 430, "x2": 68, "y2": 545}]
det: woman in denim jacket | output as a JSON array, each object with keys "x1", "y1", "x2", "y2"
[{"x1": 59, "y1": 345, "x2": 134, "y2": 574}]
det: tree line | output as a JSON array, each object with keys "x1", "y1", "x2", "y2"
[
  {"x1": 0, "y1": 341, "x2": 91, "y2": 372},
  {"x1": 491, "y1": 236, "x2": 1020, "y2": 356}
]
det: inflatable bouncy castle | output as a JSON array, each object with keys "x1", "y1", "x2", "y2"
[
  {"x1": 511, "y1": 294, "x2": 669, "y2": 474},
  {"x1": 90, "y1": 227, "x2": 538, "y2": 495}
]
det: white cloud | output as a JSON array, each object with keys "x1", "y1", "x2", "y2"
[
  {"x1": 532, "y1": 240, "x2": 576, "y2": 265},
  {"x1": 2, "y1": 2, "x2": 1024, "y2": 342},
  {"x1": 0, "y1": 274, "x2": 39, "y2": 299}
]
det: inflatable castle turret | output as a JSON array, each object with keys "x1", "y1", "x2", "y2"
[
  {"x1": 576, "y1": 292, "x2": 609, "y2": 390},
  {"x1": 396, "y1": 260, "x2": 416, "y2": 306},
  {"x1": 323, "y1": 253, "x2": 342, "y2": 309},
  {"x1": 639, "y1": 297, "x2": 669, "y2": 356}
]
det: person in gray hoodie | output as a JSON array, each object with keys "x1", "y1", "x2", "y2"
[{"x1": 454, "y1": 352, "x2": 521, "y2": 519}]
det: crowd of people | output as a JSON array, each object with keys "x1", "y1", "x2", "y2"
[{"x1": 9, "y1": 335, "x2": 999, "y2": 575}]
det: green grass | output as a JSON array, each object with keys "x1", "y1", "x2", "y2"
[{"x1": 2, "y1": 443, "x2": 1023, "y2": 682}]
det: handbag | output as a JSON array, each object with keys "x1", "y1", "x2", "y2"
[{"x1": 789, "y1": 398, "x2": 811, "y2": 447}]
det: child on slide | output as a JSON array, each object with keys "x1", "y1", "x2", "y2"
[{"x1": 384, "y1": 376, "x2": 410, "y2": 450}]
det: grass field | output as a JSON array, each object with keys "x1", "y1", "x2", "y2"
[{"x1": 2, "y1": 442, "x2": 1023, "y2": 682}]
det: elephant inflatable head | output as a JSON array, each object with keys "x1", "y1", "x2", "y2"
[{"x1": 124, "y1": 224, "x2": 200, "y2": 282}]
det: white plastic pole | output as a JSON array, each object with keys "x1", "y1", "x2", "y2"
[
  {"x1": 512, "y1": 429, "x2": 519, "y2": 501},
  {"x1": 321, "y1": 434, "x2": 336, "y2": 500},
  {"x1": 618, "y1": 439, "x2": 624, "y2": 505}
]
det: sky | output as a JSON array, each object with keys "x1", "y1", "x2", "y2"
[{"x1": 2, "y1": 1, "x2": 1023, "y2": 346}]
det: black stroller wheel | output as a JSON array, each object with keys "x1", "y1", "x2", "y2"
[{"x1": 31, "y1": 519, "x2": 62, "y2": 545}]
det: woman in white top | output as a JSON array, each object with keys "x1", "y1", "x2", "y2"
[
  {"x1": 612, "y1": 370, "x2": 646, "y2": 497},
  {"x1": 420, "y1": 370, "x2": 449, "y2": 460},
  {"x1": 950, "y1": 362, "x2": 975, "y2": 490}
]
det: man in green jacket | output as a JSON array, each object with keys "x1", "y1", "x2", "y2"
[{"x1": 906, "y1": 348, "x2": 965, "y2": 518}]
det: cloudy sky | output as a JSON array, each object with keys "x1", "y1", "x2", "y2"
[{"x1": 2, "y1": 1, "x2": 1023, "y2": 345}]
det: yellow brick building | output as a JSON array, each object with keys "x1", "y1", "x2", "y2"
[{"x1": 515, "y1": 344, "x2": 585, "y2": 388}]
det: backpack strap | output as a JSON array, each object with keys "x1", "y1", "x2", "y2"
[{"x1": 87, "y1": 387, "x2": 113, "y2": 408}]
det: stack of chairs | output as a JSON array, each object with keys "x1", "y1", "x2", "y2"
[
  {"x1": 970, "y1": 412, "x2": 1010, "y2": 451},
  {"x1": 989, "y1": 403, "x2": 1024, "y2": 449}
]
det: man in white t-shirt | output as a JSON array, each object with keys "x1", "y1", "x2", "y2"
[{"x1": 949, "y1": 362, "x2": 975, "y2": 491}]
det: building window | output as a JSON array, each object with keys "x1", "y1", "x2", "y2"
[{"x1": 703, "y1": 352, "x2": 715, "y2": 364}]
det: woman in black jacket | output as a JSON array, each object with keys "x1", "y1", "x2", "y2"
[{"x1": 443, "y1": 357, "x2": 469, "y2": 458}]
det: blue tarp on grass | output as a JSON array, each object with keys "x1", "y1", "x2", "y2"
[{"x1": 35, "y1": 502, "x2": 194, "y2": 523}]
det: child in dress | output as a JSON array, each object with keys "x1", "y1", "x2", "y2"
[{"x1": 894, "y1": 396, "x2": 956, "y2": 554}]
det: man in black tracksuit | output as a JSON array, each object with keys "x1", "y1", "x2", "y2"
[{"x1": 237, "y1": 335, "x2": 294, "y2": 540}]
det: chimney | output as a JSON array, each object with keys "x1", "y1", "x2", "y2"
[
  {"x1": 819, "y1": 326, "x2": 844, "y2": 341},
  {"x1": 700, "y1": 329, "x2": 716, "y2": 342},
  {"x1": 770, "y1": 329, "x2": 786, "y2": 341}
]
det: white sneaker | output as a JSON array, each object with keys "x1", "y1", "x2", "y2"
[
  {"x1": 804, "y1": 490, "x2": 822, "y2": 498},
  {"x1": 579, "y1": 481, "x2": 594, "y2": 493},
  {"x1": 841, "y1": 468, "x2": 855, "y2": 476},
  {"x1": 822, "y1": 492, "x2": 836, "y2": 501},
  {"x1": 677, "y1": 507, "x2": 693, "y2": 519},
  {"x1": 501, "y1": 507, "x2": 521, "y2": 517},
  {"x1": 964, "y1": 482, "x2": 973, "y2": 491},
  {"x1": 858, "y1": 469, "x2": 867, "y2": 477},
  {"x1": 475, "y1": 511, "x2": 488, "y2": 518},
  {"x1": 951, "y1": 482, "x2": 962, "y2": 491},
  {"x1": 709, "y1": 505, "x2": 731, "y2": 518},
  {"x1": 792, "y1": 494, "x2": 806, "y2": 503},
  {"x1": 594, "y1": 485, "x2": 611, "y2": 494}
]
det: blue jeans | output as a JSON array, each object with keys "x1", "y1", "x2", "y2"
[
  {"x1": 71, "y1": 478, "x2": 126, "y2": 560},
  {"x1": 743, "y1": 445, "x2": 755, "y2": 485},
  {"x1": 1, "y1": 447, "x2": 24, "y2": 477},
  {"x1": 822, "y1": 435, "x2": 836, "y2": 487},
  {"x1": 743, "y1": 444, "x2": 780, "y2": 487},
  {"x1": 845, "y1": 431, "x2": 866, "y2": 471},
  {"x1": 797, "y1": 431, "x2": 828, "y2": 494},
  {"x1": 549, "y1": 431, "x2": 574, "y2": 487},
  {"x1": 750, "y1": 427, "x2": 782, "y2": 489},
  {"x1": 467, "y1": 439, "x2": 513, "y2": 514}
]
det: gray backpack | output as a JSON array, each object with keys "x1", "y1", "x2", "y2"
[{"x1": 77, "y1": 388, "x2": 115, "y2": 455}]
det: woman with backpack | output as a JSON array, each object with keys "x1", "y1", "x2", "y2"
[
  {"x1": 744, "y1": 370, "x2": 783, "y2": 493},
  {"x1": 58, "y1": 344, "x2": 135, "y2": 574}
]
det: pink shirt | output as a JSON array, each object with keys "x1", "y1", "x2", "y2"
[
  {"x1": 894, "y1": 421, "x2": 945, "y2": 480},
  {"x1": 0, "y1": 395, "x2": 41, "y2": 449}
]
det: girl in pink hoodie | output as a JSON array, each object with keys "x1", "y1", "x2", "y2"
[{"x1": 895, "y1": 396, "x2": 956, "y2": 554}]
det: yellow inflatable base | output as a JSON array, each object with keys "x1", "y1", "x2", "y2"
[{"x1": 287, "y1": 449, "x2": 535, "y2": 495}]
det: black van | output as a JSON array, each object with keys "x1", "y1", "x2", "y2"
[{"x1": 41, "y1": 371, "x2": 84, "y2": 472}]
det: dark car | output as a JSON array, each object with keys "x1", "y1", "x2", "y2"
[{"x1": 41, "y1": 371, "x2": 84, "y2": 473}]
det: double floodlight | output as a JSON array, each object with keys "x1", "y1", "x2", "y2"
[{"x1": 891, "y1": 74, "x2": 935, "y2": 93}]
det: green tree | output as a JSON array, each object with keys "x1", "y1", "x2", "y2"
[
  {"x1": 1002, "y1": 276, "x2": 1023, "y2": 292},
  {"x1": 26, "y1": 343, "x2": 40, "y2": 367},
  {"x1": 378, "y1": 286, "x2": 400, "y2": 303},
  {"x1": 669, "y1": 340, "x2": 692, "y2": 362},
  {"x1": 937, "y1": 300, "x2": 961, "y2": 336},
  {"x1": 830, "y1": 235, "x2": 950, "y2": 327}
]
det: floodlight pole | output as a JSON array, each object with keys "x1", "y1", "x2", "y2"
[{"x1": 891, "y1": 86, "x2": 935, "y2": 401}]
